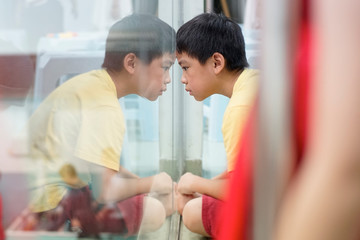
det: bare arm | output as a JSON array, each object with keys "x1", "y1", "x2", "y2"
[
  {"x1": 88, "y1": 163, "x2": 172, "y2": 203},
  {"x1": 211, "y1": 170, "x2": 229, "y2": 180},
  {"x1": 275, "y1": 1, "x2": 360, "y2": 239},
  {"x1": 118, "y1": 165, "x2": 140, "y2": 179},
  {"x1": 177, "y1": 172, "x2": 228, "y2": 200}
]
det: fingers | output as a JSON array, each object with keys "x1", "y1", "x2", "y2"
[
  {"x1": 176, "y1": 193, "x2": 197, "y2": 215},
  {"x1": 151, "y1": 172, "x2": 173, "y2": 194},
  {"x1": 177, "y1": 172, "x2": 195, "y2": 195}
]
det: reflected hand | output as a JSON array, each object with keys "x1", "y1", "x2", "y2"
[
  {"x1": 152, "y1": 183, "x2": 176, "y2": 216},
  {"x1": 151, "y1": 172, "x2": 173, "y2": 194}
]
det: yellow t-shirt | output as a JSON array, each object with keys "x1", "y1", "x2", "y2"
[
  {"x1": 222, "y1": 68, "x2": 258, "y2": 172},
  {"x1": 28, "y1": 69, "x2": 125, "y2": 212}
]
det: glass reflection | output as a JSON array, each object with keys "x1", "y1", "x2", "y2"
[{"x1": 1, "y1": 2, "x2": 177, "y2": 237}]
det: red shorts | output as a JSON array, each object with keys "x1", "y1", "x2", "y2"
[
  {"x1": 34, "y1": 187, "x2": 144, "y2": 237},
  {"x1": 97, "y1": 194, "x2": 144, "y2": 237},
  {"x1": 202, "y1": 194, "x2": 223, "y2": 238},
  {"x1": 36, "y1": 186, "x2": 98, "y2": 236}
]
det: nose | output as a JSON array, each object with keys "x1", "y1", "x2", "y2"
[
  {"x1": 181, "y1": 74, "x2": 187, "y2": 84},
  {"x1": 164, "y1": 71, "x2": 171, "y2": 84}
]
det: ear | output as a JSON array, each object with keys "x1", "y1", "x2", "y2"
[
  {"x1": 212, "y1": 52, "x2": 225, "y2": 74},
  {"x1": 123, "y1": 53, "x2": 137, "y2": 74}
]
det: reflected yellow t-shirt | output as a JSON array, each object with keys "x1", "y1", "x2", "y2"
[
  {"x1": 28, "y1": 69, "x2": 125, "y2": 212},
  {"x1": 222, "y1": 68, "x2": 258, "y2": 172}
]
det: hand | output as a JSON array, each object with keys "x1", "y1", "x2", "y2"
[
  {"x1": 176, "y1": 192, "x2": 197, "y2": 215},
  {"x1": 177, "y1": 172, "x2": 198, "y2": 195},
  {"x1": 150, "y1": 172, "x2": 173, "y2": 194},
  {"x1": 148, "y1": 181, "x2": 177, "y2": 216}
]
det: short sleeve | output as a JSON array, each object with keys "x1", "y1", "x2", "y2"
[
  {"x1": 222, "y1": 105, "x2": 251, "y2": 172},
  {"x1": 75, "y1": 106, "x2": 125, "y2": 171}
]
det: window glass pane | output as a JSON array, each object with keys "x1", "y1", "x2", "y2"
[{"x1": 0, "y1": 1, "x2": 181, "y2": 239}]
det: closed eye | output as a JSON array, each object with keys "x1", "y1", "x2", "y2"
[{"x1": 182, "y1": 67, "x2": 189, "y2": 71}]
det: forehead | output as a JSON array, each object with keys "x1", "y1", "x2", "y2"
[
  {"x1": 160, "y1": 52, "x2": 176, "y2": 63},
  {"x1": 176, "y1": 52, "x2": 199, "y2": 65},
  {"x1": 146, "y1": 52, "x2": 175, "y2": 66}
]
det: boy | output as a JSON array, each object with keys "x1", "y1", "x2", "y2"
[
  {"x1": 26, "y1": 14, "x2": 176, "y2": 237},
  {"x1": 176, "y1": 13, "x2": 258, "y2": 237}
]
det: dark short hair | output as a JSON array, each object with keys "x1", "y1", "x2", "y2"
[
  {"x1": 176, "y1": 13, "x2": 249, "y2": 71},
  {"x1": 102, "y1": 14, "x2": 176, "y2": 71}
]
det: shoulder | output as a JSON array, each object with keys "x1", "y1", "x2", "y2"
[
  {"x1": 240, "y1": 68, "x2": 259, "y2": 82},
  {"x1": 233, "y1": 69, "x2": 258, "y2": 94}
]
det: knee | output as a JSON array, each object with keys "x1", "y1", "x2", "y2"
[
  {"x1": 158, "y1": 193, "x2": 175, "y2": 216},
  {"x1": 182, "y1": 198, "x2": 202, "y2": 232},
  {"x1": 141, "y1": 197, "x2": 166, "y2": 232}
]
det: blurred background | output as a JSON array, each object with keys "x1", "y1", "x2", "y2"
[{"x1": 0, "y1": 0, "x2": 260, "y2": 239}]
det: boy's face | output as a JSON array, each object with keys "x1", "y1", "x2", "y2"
[
  {"x1": 176, "y1": 52, "x2": 215, "y2": 101},
  {"x1": 137, "y1": 53, "x2": 175, "y2": 101}
]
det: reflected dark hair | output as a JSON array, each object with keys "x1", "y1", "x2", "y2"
[
  {"x1": 176, "y1": 13, "x2": 248, "y2": 71},
  {"x1": 102, "y1": 14, "x2": 176, "y2": 71}
]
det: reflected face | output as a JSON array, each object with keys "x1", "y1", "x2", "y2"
[
  {"x1": 138, "y1": 53, "x2": 175, "y2": 101},
  {"x1": 176, "y1": 52, "x2": 215, "y2": 101}
]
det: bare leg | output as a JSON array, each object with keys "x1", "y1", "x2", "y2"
[
  {"x1": 182, "y1": 197, "x2": 210, "y2": 237},
  {"x1": 140, "y1": 196, "x2": 166, "y2": 233},
  {"x1": 154, "y1": 192, "x2": 175, "y2": 216}
]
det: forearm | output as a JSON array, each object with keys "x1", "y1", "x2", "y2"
[
  {"x1": 191, "y1": 175, "x2": 227, "y2": 200},
  {"x1": 211, "y1": 170, "x2": 229, "y2": 180},
  {"x1": 118, "y1": 166, "x2": 140, "y2": 179},
  {"x1": 97, "y1": 169, "x2": 173, "y2": 204},
  {"x1": 89, "y1": 165, "x2": 153, "y2": 203},
  {"x1": 102, "y1": 175, "x2": 153, "y2": 203}
]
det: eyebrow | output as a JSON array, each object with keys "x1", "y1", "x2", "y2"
[
  {"x1": 163, "y1": 60, "x2": 174, "y2": 66},
  {"x1": 178, "y1": 60, "x2": 188, "y2": 66}
]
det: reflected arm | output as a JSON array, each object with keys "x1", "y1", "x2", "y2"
[{"x1": 88, "y1": 162, "x2": 172, "y2": 204}]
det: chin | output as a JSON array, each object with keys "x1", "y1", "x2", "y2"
[
  {"x1": 193, "y1": 95, "x2": 205, "y2": 101},
  {"x1": 146, "y1": 95, "x2": 159, "y2": 101}
]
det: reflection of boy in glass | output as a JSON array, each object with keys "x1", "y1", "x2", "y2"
[
  {"x1": 26, "y1": 14, "x2": 175, "y2": 237},
  {"x1": 175, "y1": 13, "x2": 258, "y2": 238}
]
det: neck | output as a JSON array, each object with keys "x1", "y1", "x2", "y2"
[
  {"x1": 217, "y1": 69, "x2": 243, "y2": 98},
  {"x1": 106, "y1": 69, "x2": 136, "y2": 99}
]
